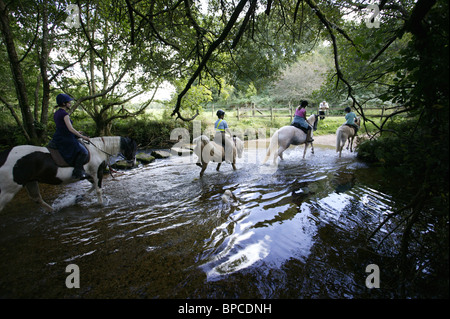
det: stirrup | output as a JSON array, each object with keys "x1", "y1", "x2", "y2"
[{"x1": 72, "y1": 169, "x2": 88, "y2": 180}]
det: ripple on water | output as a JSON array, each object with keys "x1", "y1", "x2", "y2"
[{"x1": 1, "y1": 146, "x2": 405, "y2": 298}]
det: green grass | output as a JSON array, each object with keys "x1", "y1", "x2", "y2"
[{"x1": 141, "y1": 107, "x2": 388, "y2": 140}]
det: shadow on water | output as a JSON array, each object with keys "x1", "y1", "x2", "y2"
[{"x1": 0, "y1": 145, "x2": 409, "y2": 298}]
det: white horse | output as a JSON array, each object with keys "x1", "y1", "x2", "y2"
[
  {"x1": 193, "y1": 134, "x2": 244, "y2": 177},
  {"x1": 0, "y1": 136, "x2": 137, "y2": 212},
  {"x1": 336, "y1": 118, "x2": 360, "y2": 158},
  {"x1": 262, "y1": 114, "x2": 319, "y2": 165}
]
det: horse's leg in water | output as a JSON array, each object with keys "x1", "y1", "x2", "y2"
[
  {"x1": 276, "y1": 145, "x2": 287, "y2": 164},
  {"x1": 302, "y1": 143, "x2": 309, "y2": 159},
  {"x1": 0, "y1": 184, "x2": 22, "y2": 212},
  {"x1": 94, "y1": 164, "x2": 105, "y2": 204},
  {"x1": 349, "y1": 136, "x2": 355, "y2": 152},
  {"x1": 311, "y1": 142, "x2": 314, "y2": 155},
  {"x1": 85, "y1": 163, "x2": 104, "y2": 204},
  {"x1": 200, "y1": 162, "x2": 208, "y2": 177},
  {"x1": 24, "y1": 181, "x2": 53, "y2": 212}
]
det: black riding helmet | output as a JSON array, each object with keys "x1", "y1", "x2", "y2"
[
  {"x1": 216, "y1": 109, "x2": 225, "y2": 117},
  {"x1": 56, "y1": 93, "x2": 74, "y2": 106}
]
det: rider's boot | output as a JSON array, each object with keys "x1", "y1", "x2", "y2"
[{"x1": 72, "y1": 153, "x2": 89, "y2": 180}]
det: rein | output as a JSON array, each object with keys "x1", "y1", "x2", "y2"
[
  {"x1": 83, "y1": 139, "x2": 125, "y2": 179},
  {"x1": 84, "y1": 139, "x2": 126, "y2": 159}
]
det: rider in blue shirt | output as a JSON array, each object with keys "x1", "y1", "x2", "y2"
[
  {"x1": 344, "y1": 106, "x2": 359, "y2": 134},
  {"x1": 214, "y1": 109, "x2": 230, "y2": 148}
]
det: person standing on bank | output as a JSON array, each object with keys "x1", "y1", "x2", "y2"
[
  {"x1": 291, "y1": 100, "x2": 314, "y2": 143},
  {"x1": 51, "y1": 93, "x2": 90, "y2": 179},
  {"x1": 319, "y1": 100, "x2": 329, "y2": 120}
]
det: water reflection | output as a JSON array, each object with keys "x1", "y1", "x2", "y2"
[{"x1": 0, "y1": 145, "x2": 404, "y2": 298}]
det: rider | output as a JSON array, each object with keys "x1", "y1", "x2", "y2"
[
  {"x1": 291, "y1": 100, "x2": 314, "y2": 143},
  {"x1": 51, "y1": 93, "x2": 91, "y2": 179},
  {"x1": 214, "y1": 109, "x2": 233, "y2": 162},
  {"x1": 344, "y1": 106, "x2": 359, "y2": 135}
]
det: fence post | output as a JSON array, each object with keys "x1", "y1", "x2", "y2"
[
  {"x1": 237, "y1": 105, "x2": 240, "y2": 121},
  {"x1": 270, "y1": 105, "x2": 273, "y2": 122},
  {"x1": 289, "y1": 101, "x2": 293, "y2": 122}
]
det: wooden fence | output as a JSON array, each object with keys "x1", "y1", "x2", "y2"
[
  {"x1": 209, "y1": 103, "x2": 405, "y2": 122},
  {"x1": 236, "y1": 103, "x2": 295, "y2": 121}
]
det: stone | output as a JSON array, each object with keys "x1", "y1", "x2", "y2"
[
  {"x1": 151, "y1": 150, "x2": 171, "y2": 159},
  {"x1": 136, "y1": 152, "x2": 156, "y2": 164}
]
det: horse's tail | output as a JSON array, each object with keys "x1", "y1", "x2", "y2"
[
  {"x1": 262, "y1": 130, "x2": 278, "y2": 164},
  {"x1": 336, "y1": 128, "x2": 343, "y2": 153}
]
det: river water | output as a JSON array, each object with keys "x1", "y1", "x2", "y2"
[{"x1": 0, "y1": 144, "x2": 408, "y2": 298}]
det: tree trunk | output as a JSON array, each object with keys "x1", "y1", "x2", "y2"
[
  {"x1": 38, "y1": 0, "x2": 51, "y2": 142},
  {"x1": 0, "y1": 0, "x2": 38, "y2": 144}
]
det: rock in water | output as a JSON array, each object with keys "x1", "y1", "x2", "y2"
[
  {"x1": 151, "y1": 150, "x2": 171, "y2": 159},
  {"x1": 136, "y1": 152, "x2": 156, "y2": 164}
]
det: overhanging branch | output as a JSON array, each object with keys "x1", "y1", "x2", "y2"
[{"x1": 171, "y1": 0, "x2": 249, "y2": 121}]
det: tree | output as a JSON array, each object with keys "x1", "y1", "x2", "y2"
[
  {"x1": 0, "y1": 0, "x2": 72, "y2": 144},
  {"x1": 269, "y1": 46, "x2": 332, "y2": 103},
  {"x1": 58, "y1": 1, "x2": 161, "y2": 136}
]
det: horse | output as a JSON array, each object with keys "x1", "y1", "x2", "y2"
[
  {"x1": 193, "y1": 134, "x2": 244, "y2": 177},
  {"x1": 262, "y1": 114, "x2": 319, "y2": 165},
  {"x1": 336, "y1": 117, "x2": 360, "y2": 158},
  {"x1": 0, "y1": 136, "x2": 137, "y2": 212}
]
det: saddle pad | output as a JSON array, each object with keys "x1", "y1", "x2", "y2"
[
  {"x1": 47, "y1": 147, "x2": 71, "y2": 167},
  {"x1": 291, "y1": 124, "x2": 309, "y2": 134},
  {"x1": 46, "y1": 143, "x2": 90, "y2": 168}
]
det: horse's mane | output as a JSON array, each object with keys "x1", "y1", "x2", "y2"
[{"x1": 88, "y1": 136, "x2": 121, "y2": 152}]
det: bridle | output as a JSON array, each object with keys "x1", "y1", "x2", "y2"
[{"x1": 82, "y1": 139, "x2": 132, "y2": 178}]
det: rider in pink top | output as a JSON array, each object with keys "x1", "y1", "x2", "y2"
[
  {"x1": 295, "y1": 107, "x2": 306, "y2": 118},
  {"x1": 291, "y1": 100, "x2": 313, "y2": 143}
]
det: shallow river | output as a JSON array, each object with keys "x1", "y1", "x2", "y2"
[{"x1": 0, "y1": 144, "x2": 406, "y2": 298}]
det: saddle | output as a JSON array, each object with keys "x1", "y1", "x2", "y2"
[
  {"x1": 344, "y1": 123, "x2": 359, "y2": 133},
  {"x1": 291, "y1": 123, "x2": 309, "y2": 135},
  {"x1": 46, "y1": 140, "x2": 90, "y2": 167}
]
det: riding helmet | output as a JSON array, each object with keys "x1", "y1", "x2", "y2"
[
  {"x1": 56, "y1": 93, "x2": 74, "y2": 106},
  {"x1": 216, "y1": 109, "x2": 225, "y2": 117}
]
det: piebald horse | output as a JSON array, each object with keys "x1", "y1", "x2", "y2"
[
  {"x1": 336, "y1": 118, "x2": 360, "y2": 158},
  {"x1": 263, "y1": 114, "x2": 319, "y2": 165},
  {"x1": 0, "y1": 136, "x2": 137, "y2": 212},
  {"x1": 193, "y1": 135, "x2": 244, "y2": 177}
]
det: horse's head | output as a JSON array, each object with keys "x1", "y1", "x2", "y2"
[
  {"x1": 120, "y1": 137, "x2": 137, "y2": 164},
  {"x1": 307, "y1": 114, "x2": 319, "y2": 131},
  {"x1": 313, "y1": 114, "x2": 319, "y2": 131}
]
